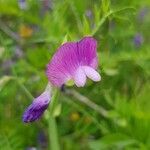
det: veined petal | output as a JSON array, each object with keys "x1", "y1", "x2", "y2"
[
  {"x1": 77, "y1": 37, "x2": 98, "y2": 68},
  {"x1": 82, "y1": 66, "x2": 101, "y2": 82},
  {"x1": 74, "y1": 66, "x2": 87, "y2": 87},
  {"x1": 46, "y1": 42, "x2": 78, "y2": 87},
  {"x1": 23, "y1": 90, "x2": 51, "y2": 123}
]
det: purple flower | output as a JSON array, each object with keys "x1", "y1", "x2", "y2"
[
  {"x1": 18, "y1": 0, "x2": 27, "y2": 10},
  {"x1": 133, "y1": 34, "x2": 144, "y2": 47},
  {"x1": 22, "y1": 36, "x2": 101, "y2": 123},
  {"x1": 23, "y1": 87, "x2": 51, "y2": 123},
  {"x1": 137, "y1": 7, "x2": 149, "y2": 22},
  {"x1": 40, "y1": 0, "x2": 53, "y2": 17},
  {"x1": 26, "y1": 147, "x2": 37, "y2": 150},
  {"x1": 37, "y1": 131, "x2": 48, "y2": 148},
  {"x1": 46, "y1": 36, "x2": 101, "y2": 87},
  {"x1": 85, "y1": 10, "x2": 93, "y2": 19}
]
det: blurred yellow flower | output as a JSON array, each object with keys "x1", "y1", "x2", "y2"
[
  {"x1": 19, "y1": 24, "x2": 33, "y2": 38},
  {"x1": 70, "y1": 112, "x2": 80, "y2": 122}
]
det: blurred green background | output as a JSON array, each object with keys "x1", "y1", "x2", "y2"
[{"x1": 0, "y1": 0, "x2": 150, "y2": 150}]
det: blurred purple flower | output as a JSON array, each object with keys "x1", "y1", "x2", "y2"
[
  {"x1": 26, "y1": 147, "x2": 37, "y2": 150},
  {"x1": 15, "y1": 46, "x2": 24, "y2": 58},
  {"x1": 2, "y1": 59, "x2": 14, "y2": 74},
  {"x1": 37, "y1": 131, "x2": 48, "y2": 148},
  {"x1": 40, "y1": 0, "x2": 53, "y2": 16},
  {"x1": 137, "y1": 7, "x2": 149, "y2": 22},
  {"x1": 85, "y1": 10, "x2": 93, "y2": 19},
  {"x1": 18, "y1": 0, "x2": 27, "y2": 10},
  {"x1": 46, "y1": 36, "x2": 101, "y2": 87},
  {"x1": 133, "y1": 34, "x2": 144, "y2": 47},
  {"x1": 109, "y1": 20, "x2": 116, "y2": 31},
  {"x1": 43, "y1": 0, "x2": 52, "y2": 10}
]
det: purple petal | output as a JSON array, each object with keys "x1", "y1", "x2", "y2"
[
  {"x1": 23, "y1": 91, "x2": 51, "y2": 123},
  {"x1": 77, "y1": 37, "x2": 98, "y2": 68},
  {"x1": 133, "y1": 34, "x2": 143, "y2": 47},
  {"x1": 46, "y1": 36, "x2": 98, "y2": 87}
]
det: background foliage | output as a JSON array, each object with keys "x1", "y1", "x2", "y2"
[{"x1": 0, "y1": 0, "x2": 150, "y2": 149}]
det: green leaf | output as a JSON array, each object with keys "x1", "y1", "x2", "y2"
[
  {"x1": 0, "y1": 76, "x2": 14, "y2": 92},
  {"x1": 89, "y1": 133, "x2": 138, "y2": 150},
  {"x1": 82, "y1": 15, "x2": 91, "y2": 35}
]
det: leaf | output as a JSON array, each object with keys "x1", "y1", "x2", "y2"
[
  {"x1": 0, "y1": 47, "x2": 5, "y2": 59},
  {"x1": 104, "y1": 68, "x2": 118, "y2": 76},
  {"x1": 0, "y1": 76, "x2": 14, "y2": 92},
  {"x1": 82, "y1": 15, "x2": 91, "y2": 35},
  {"x1": 49, "y1": 89, "x2": 61, "y2": 117},
  {"x1": 62, "y1": 34, "x2": 68, "y2": 44},
  {"x1": 52, "y1": 103, "x2": 62, "y2": 117},
  {"x1": 89, "y1": 133, "x2": 138, "y2": 150}
]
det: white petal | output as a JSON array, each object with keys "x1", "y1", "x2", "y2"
[
  {"x1": 82, "y1": 66, "x2": 101, "y2": 82},
  {"x1": 74, "y1": 67, "x2": 87, "y2": 87}
]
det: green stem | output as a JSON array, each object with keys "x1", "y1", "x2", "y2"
[
  {"x1": 92, "y1": 7, "x2": 135, "y2": 36},
  {"x1": 48, "y1": 116, "x2": 60, "y2": 150},
  {"x1": 48, "y1": 88, "x2": 60, "y2": 150}
]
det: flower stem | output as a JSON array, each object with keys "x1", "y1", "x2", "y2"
[
  {"x1": 48, "y1": 89, "x2": 60, "y2": 150},
  {"x1": 65, "y1": 89, "x2": 108, "y2": 117},
  {"x1": 48, "y1": 116, "x2": 60, "y2": 150}
]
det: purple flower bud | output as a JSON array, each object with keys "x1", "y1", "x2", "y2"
[{"x1": 23, "y1": 86, "x2": 51, "y2": 123}]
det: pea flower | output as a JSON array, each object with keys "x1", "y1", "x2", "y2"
[
  {"x1": 23, "y1": 36, "x2": 101, "y2": 123},
  {"x1": 46, "y1": 36, "x2": 101, "y2": 87}
]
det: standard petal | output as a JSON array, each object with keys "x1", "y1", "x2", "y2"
[
  {"x1": 23, "y1": 91, "x2": 51, "y2": 123},
  {"x1": 74, "y1": 66, "x2": 87, "y2": 87},
  {"x1": 46, "y1": 42, "x2": 79, "y2": 87},
  {"x1": 82, "y1": 66, "x2": 101, "y2": 82},
  {"x1": 77, "y1": 37, "x2": 98, "y2": 68}
]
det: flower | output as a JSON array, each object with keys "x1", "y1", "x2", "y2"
[
  {"x1": 19, "y1": 24, "x2": 33, "y2": 38},
  {"x1": 46, "y1": 36, "x2": 101, "y2": 87},
  {"x1": 133, "y1": 34, "x2": 144, "y2": 48},
  {"x1": 70, "y1": 112, "x2": 80, "y2": 122},
  {"x1": 37, "y1": 131, "x2": 48, "y2": 148},
  {"x1": 23, "y1": 85, "x2": 51, "y2": 123},
  {"x1": 22, "y1": 36, "x2": 101, "y2": 123},
  {"x1": 26, "y1": 147, "x2": 37, "y2": 150},
  {"x1": 137, "y1": 7, "x2": 148, "y2": 23},
  {"x1": 18, "y1": 0, "x2": 27, "y2": 10}
]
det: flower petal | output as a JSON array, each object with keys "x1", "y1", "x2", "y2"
[
  {"x1": 46, "y1": 42, "x2": 78, "y2": 87},
  {"x1": 23, "y1": 91, "x2": 51, "y2": 123},
  {"x1": 74, "y1": 66, "x2": 87, "y2": 87},
  {"x1": 82, "y1": 66, "x2": 101, "y2": 82},
  {"x1": 78, "y1": 37, "x2": 98, "y2": 68}
]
